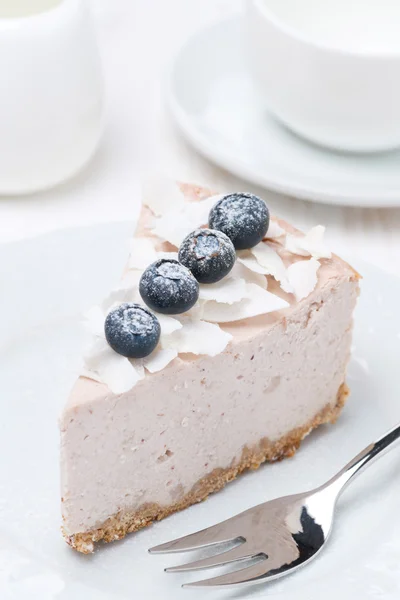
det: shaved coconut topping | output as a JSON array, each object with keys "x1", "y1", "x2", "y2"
[
  {"x1": 149, "y1": 187, "x2": 223, "y2": 248},
  {"x1": 82, "y1": 177, "x2": 328, "y2": 393},
  {"x1": 184, "y1": 194, "x2": 223, "y2": 228},
  {"x1": 142, "y1": 347, "x2": 178, "y2": 373},
  {"x1": 155, "y1": 314, "x2": 182, "y2": 335},
  {"x1": 163, "y1": 319, "x2": 232, "y2": 356},
  {"x1": 83, "y1": 337, "x2": 144, "y2": 394},
  {"x1": 231, "y1": 261, "x2": 268, "y2": 289},
  {"x1": 237, "y1": 252, "x2": 270, "y2": 275},
  {"x1": 198, "y1": 276, "x2": 247, "y2": 304},
  {"x1": 243, "y1": 243, "x2": 293, "y2": 293},
  {"x1": 151, "y1": 211, "x2": 194, "y2": 248},
  {"x1": 201, "y1": 283, "x2": 289, "y2": 323},
  {"x1": 100, "y1": 273, "x2": 142, "y2": 312},
  {"x1": 286, "y1": 258, "x2": 321, "y2": 301},
  {"x1": 84, "y1": 305, "x2": 106, "y2": 337},
  {"x1": 100, "y1": 355, "x2": 144, "y2": 394},
  {"x1": 265, "y1": 220, "x2": 285, "y2": 239},
  {"x1": 285, "y1": 226, "x2": 331, "y2": 260}
]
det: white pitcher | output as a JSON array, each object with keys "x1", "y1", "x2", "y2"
[{"x1": 0, "y1": 0, "x2": 104, "y2": 194}]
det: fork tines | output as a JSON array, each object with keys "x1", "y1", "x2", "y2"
[{"x1": 149, "y1": 522, "x2": 269, "y2": 588}]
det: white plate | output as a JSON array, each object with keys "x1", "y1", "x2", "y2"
[
  {"x1": 168, "y1": 16, "x2": 400, "y2": 207},
  {"x1": 0, "y1": 224, "x2": 400, "y2": 600}
]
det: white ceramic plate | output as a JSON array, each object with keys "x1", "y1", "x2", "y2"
[
  {"x1": 168, "y1": 17, "x2": 400, "y2": 207},
  {"x1": 0, "y1": 224, "x2": 400, "y2": 600}
]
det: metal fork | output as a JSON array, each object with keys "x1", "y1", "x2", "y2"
[{"x1": 149, "y1": 422, "x2": 400, "y2": 589}]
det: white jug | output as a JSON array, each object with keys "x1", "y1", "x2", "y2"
[{"x1": 0, "y1": 0, "x2": 104, "y2": 194}]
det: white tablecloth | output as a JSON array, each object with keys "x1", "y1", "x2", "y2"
[{"x1": 0, "y1": 0, "x2": 399, "y2": 276}]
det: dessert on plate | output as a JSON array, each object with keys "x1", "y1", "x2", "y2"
[{"x1": 60, "y1": 178, "x2": 360, "y2": 553}]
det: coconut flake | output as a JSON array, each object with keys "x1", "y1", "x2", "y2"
[
  {"x1": 83, "y1": 336, "x2": 109, "y2": 367},
  {"x1": 265, "y1": 220, "x2": 285, "y2": 239},
  {"x1": 81, "y1": 368, "x2": 103, "y2": 384},
  {"x1": 84, "y1": 305, "x2": 106, "y2": 337},
  {"x1": 201, "y1": 283, "x2": 289, "y2": 323},
  {"x1": 231, "y1": 261, "x2": 268, "y2": 289},
  {"x1": 151, "y1": 194, "x2": 224, "y2": 248},
  {"x1": 237, "y1": 252, "x2": 270, "y2": 275},
  {"x1": 151, "y1": 212, "x2": 193, "y2": 248},
  {"x1": 163, "y1": 319, "x2": 232, "y2": 356},
  {"x1": 182, "y1": 302, "x2": 205, "y2": 320},
  {"x1": 285, "y1": 226, "x2": 331, "y2": 259},
  {"x1": 83, "y1": 337, "x2": 144, "y2": 394},
  {"x1": 244, "y1": 243, "x2": 293, "y2": 293},
  {"x1": 142, "y1": 176, "x2": 184, "y2": 216},
  {"x1": 128, "y1": 237, "x2": 158, "y2": 270},
  {"x1": 100, "y1": 275, "x2": 141, "y2": 312},
  {"x1": 156, "y1": 314, "x2": 182, "y2": 335},
  {"x1": 183, "y1": 194, "x2": 223, "y2": 228},
  {"x1": 198, "y1": 276, "x2": 247, "y2": 304},
  {"x1": 286, "y1": 258, "x2": 321, "y2": 301},
  {"x1": 142, "y1": 347, "x2": 178, "y2": 373},
  {"x1": 102, "y1": 357, "x2": 144, "y2": 394}
]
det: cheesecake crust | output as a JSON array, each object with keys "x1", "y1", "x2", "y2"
[{"x1": 63, "y1": 382, "x2": 349, "y2": 554}]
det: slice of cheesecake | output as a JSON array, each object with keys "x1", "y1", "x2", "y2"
[{"x1": 60, "y1": 179, "x2": 360, "y2": 553}]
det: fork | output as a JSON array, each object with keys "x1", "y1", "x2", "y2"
[{"x1": 149, "y1": 422, "x2": 400, "y2": 589}]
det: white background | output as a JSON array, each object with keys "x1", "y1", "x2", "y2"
[{"x1": 0, "y1": 0, "x2": 399, "y2": 276}]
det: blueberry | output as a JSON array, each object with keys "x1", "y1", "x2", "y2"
[
  {"x1": 178, "y1": 228, "x2": 236, "y2": 284},
  {"x1": 209, "y1": 193, "x2": 270, "y2": 250},
  {"x1": 104, "y1": 303, "x2": 160, "y2": 358},
  {"x1": 139, "y1": 259, "x2": 199, "y2": 314}
]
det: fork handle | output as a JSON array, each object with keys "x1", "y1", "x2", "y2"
[{"x1": 322, "y1": 422, "x2": 400, "y2": 497}]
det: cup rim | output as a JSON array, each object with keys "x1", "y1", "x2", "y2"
[
  {"x1": 0, "y1": 0, "x2": 81, "y2": 27},
  {"x1": 252, "y1": 0, "x2": 400, "y2": 59}
]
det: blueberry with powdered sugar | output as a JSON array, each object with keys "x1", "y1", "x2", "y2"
[
  {"x1": 209, "y1": 193, "x2": 270, "y2": 250},
  {"x1": 104, "y1": 303, "x2": 160, "y2": 358},
  {"x1": 139, "y1": 259, "x2": 199, "y2": 314},
  {"x1": 178, "y1": 228, "x2": 236, "y2": 284}
]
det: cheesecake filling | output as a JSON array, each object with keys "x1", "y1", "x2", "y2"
[{"x1": 61, "y1": 272, "x2": 358, "y2": 535}]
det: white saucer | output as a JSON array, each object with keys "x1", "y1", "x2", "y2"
[
  {"x1": 1, "y1": 224, "x2": 400, "y2": 599},
  {"x1": 168, "y1": 17, "x2": 400, "y2": 207}
]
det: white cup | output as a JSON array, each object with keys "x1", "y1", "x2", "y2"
[
  {"x1": 247, "y1": 0, "x2": 400, "y2": 153},
  {"x1": 0, "y1": 0, "x2": 104, "y2": 194}
]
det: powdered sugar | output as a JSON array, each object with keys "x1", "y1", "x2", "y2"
[
  {"x1": 178, "y1": 228, "x2": 236, "y2": 284},
  {"x1": 209, "y1": 193, "x2": 270, "y2": 250},
  {"x1": 108, "y1": 304, "x2": 155, "y2": 336},
  {"x1": 157, "y1": 261, "x2": 186, "y2": 280},
  {"x1": 139, "y1": 259, "x2": 199, "y2": 314}
]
